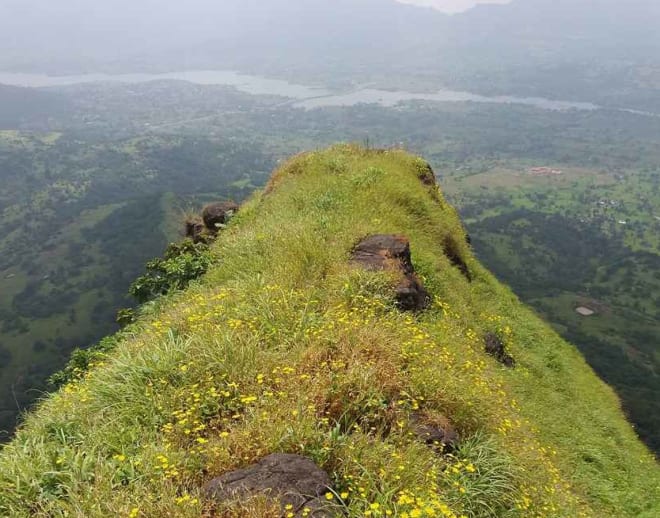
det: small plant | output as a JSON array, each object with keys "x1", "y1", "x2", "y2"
[
  {"x1": 115, "y1": 308, "x2": 135, "y2": 328},
  {"x1": 351, "y1": 166, "x2": 385, "y2": 187},
  {"x1": 445, "y1": 433, "x2": 520, "y2": 518},
  {"x1": 49, "y1": 335, "x2": 120, "y2": 387},
  {"x1": 128, "y1": 240, "x2": 213, "y2": 303}
]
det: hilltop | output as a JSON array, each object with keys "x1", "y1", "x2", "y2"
[{"x1": 0, "y1": 145, "x2": 657, "y2": 517}]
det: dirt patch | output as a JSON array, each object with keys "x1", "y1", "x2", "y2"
[{"x1": 410, "y1": 411, "x2": 459, "y2": 453}]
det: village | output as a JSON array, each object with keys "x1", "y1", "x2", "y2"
[{"x1": 527, "y1": 166, "x2": 564, "y2": 176}]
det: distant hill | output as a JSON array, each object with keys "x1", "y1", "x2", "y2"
[
  {"x1": 0, "y1": 85, "x2": 70, "y2": 128},
  {"x1": 1, "y1": 0, "x2": 658, "y2": 109},
  {"x1": 434, "y1": 0, "x2": 660, "y2": 108},
  {"x1": 0, "y1": 0, "x2": 441, "y2": 72}
]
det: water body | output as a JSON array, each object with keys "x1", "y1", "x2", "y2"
[
  {"x1": 0, "y1": 70, "x2": 332, "y2": 99},
  {"x1": 0, "y1": 69, "x2": 603, "y2": 112},
  {"x1": 292, "y1": 88, "x2": 599, "y2": 111}
]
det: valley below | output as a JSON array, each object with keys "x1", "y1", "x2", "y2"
[{"x1": 0, "y1": 74, "x2": 658, "y2": 454}]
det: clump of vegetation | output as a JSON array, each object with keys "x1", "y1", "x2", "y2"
[
  {"x1": 48, "y1": 335, "x2": 121, "y2": 388},
  {"x1": 128, "y1": 240, "x2": 213, "y2": 303},
  {"x1": 0, "y1": 145, "x2": 657, "y2": 518},
  {"x1": 115, "y1": 308, "x2": 136, "y2": 328},
  {"x1": 50, "y1": 234, "x2": 217, "y2": 388}
]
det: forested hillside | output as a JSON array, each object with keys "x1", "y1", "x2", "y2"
[{"x1": 0, "y1": 130, "x2": 273, "y2": 437}]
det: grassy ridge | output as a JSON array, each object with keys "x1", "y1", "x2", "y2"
[{"x1": 0, "y1": 145, "x2": 657, "y2": 517}]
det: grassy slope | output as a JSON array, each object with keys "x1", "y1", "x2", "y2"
[{"x1": 0, "y1": 145, "x2": 657, "y2": 517}]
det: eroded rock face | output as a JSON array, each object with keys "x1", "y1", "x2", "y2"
[
  {"x1": 442, "y1": 236, "x2": 471, "y2": 282},
  {"x1": 394, "y1": 275, "x2": 431, "y2": 312},
  {"x1": 484, "y1": 332, "x2": 515, "y2": 368},
  {"x1": 351, "y1": 234, "x2": 430, "y2": 311},
  {"x1": 202, "y1": 201, "x2": 240, "y2": 232},
  {"x1": 351, "y1": 234, "x2": 412, "y2": 272},
  {"x1": 417, "y1": 161, "x2": 437, "y2": 187},
  {"x1": 203, "y1": 453, "x2": 335, "y2": 517},
  {"x1": 410, "y1": 412, "x2": 459, "y2": 452}
]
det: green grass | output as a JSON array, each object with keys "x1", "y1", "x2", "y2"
[{"x1": 0, "y1": 145, "x2": 657, "y2": 517}]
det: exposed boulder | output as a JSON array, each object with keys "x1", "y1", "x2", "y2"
[
  {"x1": 484, "y1": 332, "x2": 515, "y2": 368},
  {"x1": 203, "y1": 453, "x2": 335, "y2": 517},
  {"x1": 202, "y1": 201, "x2": 239, "y2": 232},
  {"x1": 184, "y1": 218, "x2": 207, "y2": 244},
  {"x1": 351, "y1": 234, "x2": 413, "y2": 273},
  {"x1": 394, "y1": 275, "x2": 431, "y2": 313},
  {"x1": 410, "y1": 412, "x2": 459, "y2": 452},
  {"x1": 416, "y1": 161, "x2": 437, "y2": 187},
  {"x1": 351, "y1": 234, "x2": 430, "y2": 311}
]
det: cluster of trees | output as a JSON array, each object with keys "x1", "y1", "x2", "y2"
[{"x1": 458, "y1": 203, "x2": 660, "y2": 453}]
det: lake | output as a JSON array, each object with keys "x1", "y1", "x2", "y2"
[
  {"x1": 0, "y1": 69, "x2": 600, "y2": 112},
  {"x1": 292, "y1": 88, "x2": 599, "y2": 111}
]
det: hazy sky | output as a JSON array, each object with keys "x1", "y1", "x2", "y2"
[{"x1": 398, "y1": 0, "x2": 511, "y2": 13}]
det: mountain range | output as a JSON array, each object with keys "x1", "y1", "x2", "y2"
[{"x1": 2, "y1": 0, "x2": 659, "y2": 111}]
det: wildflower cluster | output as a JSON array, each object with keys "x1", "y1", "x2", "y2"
[
  {"x1": 108, "y1": 279, "x2": 580, "y2": 516},
  {"x1": 394, "y1": 489, "x2": 463, "y2": 518}
]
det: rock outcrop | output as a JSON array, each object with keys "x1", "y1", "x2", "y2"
[
  {"x1": 351, "y1": 234, "x2": 430, "y2": 311},
  {"x1": 184, "y1": 218, "x2": 207, "y2": 244},
  {"x1": 484, "y1": 332, "x2": 515, "y2": 367},
  {"x1": 442, "y1": 235, "x2": 471, "y2": 281},
  {"x1": 203, "y1": 453, "x2": 335, "y2": 517},
  {"x1": 202, "y1": 201, "x2": 240, "y2": 232},
  {"x1": 416, "y1": 161, "x2": 437, "y2": 187}
]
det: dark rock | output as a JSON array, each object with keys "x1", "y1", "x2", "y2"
[
  {"x1": 351, "y1": 234, "x2": 430, "y2": 311},
  {"x1": 410, "y1": 412, "x2": 458, "y2": 452},
  {"x1": 442, "y1": 236, "x2": 471, "y2": 281},
  {"x1": 395, "y1": 275, "x2": 432, "y2": 312},
  {"x1": 351, "y1": 234, "x2": 413, "y2": 273},
  {"x1": 417, "y1": 162, "x2": 437, "y2": 187},
  {"x1": 203, "y1": 453, "x2": 335, "y2": 517},
  {"x1": 484, "y1": 332, "x2": 515, "y2": 367},
  {"x1": 202, "y1": 201, "x2": 239, "y2": 232},
  {"x1": 184, "y1": 218, "x2": 207, "y2": 244}
]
